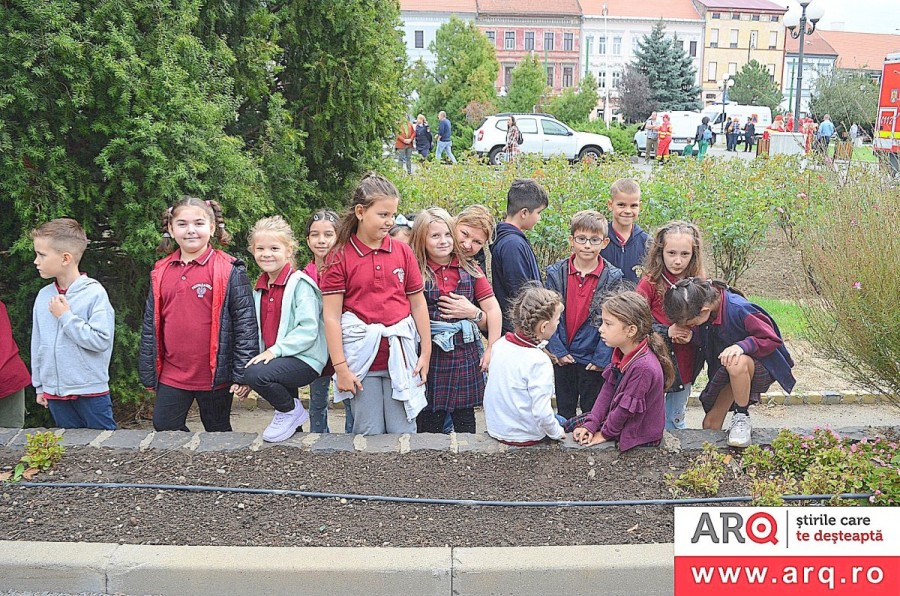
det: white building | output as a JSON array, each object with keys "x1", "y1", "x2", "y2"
[
  {"x1": 781, "y1": 30, "x2": 837, "y2": 116},
  {"x1": 400, "y1": 0, "x2": 478, "y2": 69},
  {"x1": 581, "y1": 0, "x2": 705, "y2": 121}
]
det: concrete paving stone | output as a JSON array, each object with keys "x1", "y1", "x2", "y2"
[
  {"x1": 308, "y1": 433, "x2": 356, "y2": 453},
  {"x1": 668, "y1": 429, "x2": 726, "y2": 450},
  {"x1": 274, "y1": 432, "x2": 317, "y2": 451},
  {"x1": 362, "y1": 434, "x2": 400, "y2": 453},
  {"x1": 7, "y1": 428, "x2": 50, "y2": 449},
  {"x1": 751, "y1": 428, "x2": 781, "y2": 445},
  {"x1": 107, "y1": 544, "x2": 452, "y2": 596},
  {"x1": 97, "y1": 429, "x2": 151, "y2": 450},
  {"x1": 408, "y1": 432, "x2": 451, "y2": 452},
  {"x1": 194, "y1": 432, "x2": 257, "y2": 452},
  {"x1": 453, "y1": 544, "x2": 672, "y2": 596},
  {"x1": 0, "y1": 427, "x2": 21, "y2": 447},
  {"x1": 0, "y1": 541, "x2": 116, "y2": 594},
  {"x1": 453, "y1": 432, "x2": 503, "y2": 454},
  {"x1": 57, "y1": 429, "x2": 102, "y2": 448},
  {"x1": 148, "y1": 431, "x2": 196, "y2": 450},
  {"x1": 823, "y1": 393, "x2": 842, "y2": 405},
  {"x1": 804, "y1": 392, "x2": 824, "y2": 405}
]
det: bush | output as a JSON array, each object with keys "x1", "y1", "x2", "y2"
[
  {"x1": 573, "y1": 120, "x2": 639, "y2": 157},
  {"x1": 797, "y1": 164, "x2": 900, "y2": 400}
]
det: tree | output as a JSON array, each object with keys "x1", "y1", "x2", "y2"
[
  {"x1": 501, "y1": 54, "x2": 547, "y2": 114},
  {"x1": 547, "y1": 73, "x2": 600, "y2": 125},
  {"x1": 413, "y1": 17, "x2": 498, "y2": 128},
  {"x1": 730, "y1": 60, "x2": 783, "y2": 112},
  {"x1": 808, "y1": 70, "x2": 879, "y2": 137},
  {"x1": 632, "y1": 21, "x2": 701, "y2": 111},
  {"x1": 618, "y1": 66, "x2": 657, "y2": 123}
]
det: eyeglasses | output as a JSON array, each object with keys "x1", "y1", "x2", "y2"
[{"x1": 573, "y1": 235, "x2": 606, "y2": 246}]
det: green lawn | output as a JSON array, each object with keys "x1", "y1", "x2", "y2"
[
  {"x1": 747, "y1": 296, "x2": 808, "y2": 340},
  {"x1": 849, "y1": 145, "x2": 877, "y2": 163}
]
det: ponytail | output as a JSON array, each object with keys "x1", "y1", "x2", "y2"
[{"x1": 646, "y1": 332, "x2": 676, "y2": 389}]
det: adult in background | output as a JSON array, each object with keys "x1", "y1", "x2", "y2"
[
  {"x1": 644, "y1": 111, "x2": 659, "y2": 163},
  {"x1": 743, "y1": 117, "x2": 756, "y2": 153},
  {"x1": 435, "y1": 111, "x2": 457, "y2": 165},
  {"x1": 695, "y1": 116, "x2": 713, "y2": 160},
  {"x1": 505, "y1": 116, "x2": 521, "y2": 162},
  {"x1": 724, "y1": 117, "x2": 737, "y2": 152},
  {"x1": 816, "y1": 115, "x2": 835, "y2": 156},
  {"x1": 414, "y1": 114, "x2": 432, "y2": 160},
  {"x1": 394, "y1": 118, "x2": 416, "y2": 175},
  {"x1": 849, "y1": 122, "x2": 861, "y2": 147},
  {"x1": 655, "y1": 114, "x2": 672, "y2": 163}
]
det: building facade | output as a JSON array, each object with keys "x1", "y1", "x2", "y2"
[
  {"x1": 476, "y1": 0, "x2": 583, "y2": 94},
  {"x1": 691, "y1": 0, "x2": 787, "y2": 106},
  {"x1": 400, "y1": 0, "x2": 478, "y2": 69},
  {"x1": 581, "y1": 0, "x2": 705, "y2": 121},
  {"x1": 781, "y1": 30, "x2": 837, "y2": 116}
]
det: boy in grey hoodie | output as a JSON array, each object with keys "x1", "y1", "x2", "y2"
[{"x1": 31, "y1": 219, "x2": 116, "y2": 429}]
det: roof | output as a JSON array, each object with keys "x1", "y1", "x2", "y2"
[
  {"x1": 581, "y1": 0, "x2": 701, "y2": 20},
  {"x1": 784, "y1": 30, "x2": 837, "y2": 57},
  {"x1": 399, "y1": 0, "x2": 478, "y2": 12},
  {"x1": 818, "y1": 30, "x2": 900, "y2": 71},
  {"x1": 693, "y1": 0, "x2": 786, "y2": 13},
  {"x1": 475, "y1": 0, "x2": 582, "y2": 17}
]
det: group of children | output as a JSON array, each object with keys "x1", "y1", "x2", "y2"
[{"x1": 0, "y1": 172, "x2": 796, "y2": 452}]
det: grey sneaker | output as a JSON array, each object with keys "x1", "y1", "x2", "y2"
[{"x1": 727, "y1": 413, "x2": 752, "y2": 448}]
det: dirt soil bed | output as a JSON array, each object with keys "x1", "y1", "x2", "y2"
[{"x1": 0, "y1": 446, "x2": 751, "y2": 548}]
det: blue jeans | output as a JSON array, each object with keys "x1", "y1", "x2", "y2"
[
  {"x1": 48, "y1": 393, "x2": 116, "y2": 430},
  {"x1": 308, "y1": 376, "x2": 355, "y2": 433},
  {"x1": 435, "y1": 141, "x2": 457, "y2": 164},
  {"x1": 665, "y1": 383, "x2": 692, "y2": 430}
]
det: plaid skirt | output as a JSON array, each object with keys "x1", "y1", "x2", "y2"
[
  {"x1": 698, "y1": 359, "x2": 776, "y2": 413},
  {"x1": 425, "y1": 340, "x2": 485, "y2": 412},
  {"x1": 562, "y1": 413, "x2": 588, "y2": 433}
]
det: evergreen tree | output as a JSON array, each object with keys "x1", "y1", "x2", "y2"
[
  {"x1": 632, "y1": 21, "x2": 701, "y2": 111},
  {"x1": 547, "y1": 73, "x2": 600, "y2": 125},
  {"x1": 501, "y1": 54, "x2": 547, "y2": 114},
  {"x1": 730, "y1": 60, "x2": 784, "y2": 112}
]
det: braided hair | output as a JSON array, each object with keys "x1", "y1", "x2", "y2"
[{"x1": 508, "y1": 282, "x2": 563, "y2": 344}]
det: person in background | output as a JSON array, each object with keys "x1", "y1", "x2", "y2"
[
  {"x1": 655, "y1": 114, "x2": 672, "y2": 163},
  {"x1": 643, "y1": 112, "x2": 659, "y2": 163},
  {"x1": 724, "y1": 117, "x2": 737, "y2": 152},
  {"x1": 414, "y1": 114, "x2": 432, "y2": 160},
  {"x1": 849, "y1": 122, "x2": 861, "y2": 148},
  {"x1": 0, "y1": 300, "x2": 31, "y2": 429},
  {"x1": 394, "y1": 118, "x2": 416, "y2": 175},
  {"x1": 743, "y1": 117, "x2": 756, "y2": 153},
  {"x1": 695, "y1": 116, "x2": 713, "y2": 161},
  {"x1": 434, "y1": 111, "x2": 457, "y2": 165},
  {"x1": 817, "y1": 114, "x2": 835, "y2": 156},
  {"x1": 505, "y1": 116, "x2": 521, "y2": 162}
]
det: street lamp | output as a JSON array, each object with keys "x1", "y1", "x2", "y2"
[
  {"x1": 721, "y1": 76, "x2": 735, "y2": 139},
  {"x1": 785, "y1": 1, "x2": 825, "y2": 123},
  {"x1": 602, "y1": 3, "x2": 610, "y2": 125}
]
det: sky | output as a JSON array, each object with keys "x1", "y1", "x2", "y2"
[{"x1": 783, "y1": 0, "x2": 900, "y2": 35}]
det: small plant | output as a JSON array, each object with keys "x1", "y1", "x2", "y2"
[
  {"x1": 665, "y1": 443, "x2": 728, "y2": 497},
  {"x1": 1, "y1": 431, "x2": 65, "y2": 483}
]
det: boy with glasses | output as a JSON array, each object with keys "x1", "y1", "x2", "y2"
[{"x1": 544, "y1": 210, "x2": 625, "y2": 419}]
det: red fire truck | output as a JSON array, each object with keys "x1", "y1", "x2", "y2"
[{"x1": 874, "y1": 52, "x2": 900, "y2": 174}]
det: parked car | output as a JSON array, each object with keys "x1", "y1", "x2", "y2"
[
  {"x1": 634, "y1": 111, "x2": 705, "y2": 156},
  {"x1": 472, "y1": 113, "x2": 614, "y2": 165}
]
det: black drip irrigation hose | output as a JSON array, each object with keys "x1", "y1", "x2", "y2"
[{"x1": 15, "y1": 482, "x2": 874, "y2": 508}]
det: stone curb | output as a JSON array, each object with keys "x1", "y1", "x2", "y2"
[
  {"x1": 686, "y1": 389, "x2": 895, "y2": 407},
  {"x1": 0, "y1": 541, "x2": 673, "y2": 596},
  {"x1": 2, "y1": 426, "x2": 898, "y2": 456}
]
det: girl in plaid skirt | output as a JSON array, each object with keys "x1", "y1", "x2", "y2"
[{"x1": 410, "y1": 208, "x2": 502, "y2": 434}]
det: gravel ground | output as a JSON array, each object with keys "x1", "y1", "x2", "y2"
[{"x1": 0, "y1": 446, "x2": 751, "y2": 548}]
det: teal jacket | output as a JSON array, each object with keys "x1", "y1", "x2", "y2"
[{"x1": 252, "y1": 270, "x2": 327, "y2": 373}]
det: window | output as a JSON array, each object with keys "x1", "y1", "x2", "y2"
[
  {"x1": 710, "y1": 29, "x2": 719, "y2": 48},
  {"x1": 706, "y1": 92, "x2": 717, "y2": 100},
  {"x1": 728, "y1": 62, "x2": 737, "y2": 75},
  {"x1": 544, "y1": 32, "x2": 555, "y2": 51},
  {"x1": 731, "y1": 12, "x2": 740, "y2": 19},
  {"x1": 525, "y1": 31, "x2": 535, "y2": 51},
  {"x1": 505, "y1": 31, "x2": 515, "y2": 50},
  {"x1": 711, "y1": 12, "x2": 720, "y2": 19},
  {"x1": 751, "y1": 14, "x2": 760, "y2": 21},
  {"x1": 541, "y1": 119, "x2": 569, "y2": 136},
  {"x1": 564, "y1": 33, "x2": 574, "y2": 51},
  {"x1": 414, "y1": 31, "x2": 424, "y2": 49},
  {"x1": 750, "y1": 30, "x2": 758, "y2": 49},
  {"x1": 517, "y1": 118, "x2": 538, "y2": 134},
  {"x1": 598, "y1": 36, "x2": 606, "y2": 54},
  {"x1": 504, "y1": 65, "x2": 514, "y2": 87},
  {"x1": 730, "y1": 29, "x2": 739, "y2": 48},
  {"x1": 486, "y1": 31, "x2": 496, "y2": 45},
  {"x1": 612, "y1": 36, "x2": 622, "y2": 55},
  {"x1": 769, "y1": 31, "x2": 778, "y2": 49},
  {"x1": 771, "y1": 15, "x2": 779, "y2": 22},
  {"x1": 632, "y1": 37, "x2": 640, "y2": 53},
  {"x1": 707, "y1": 62, "x2": 717, "y2": 82},
  {"x1": 563, "y1": 67, "x2": 573, "y2": 87},
  {"x1": 598, "y1": 70, "x2": 606, "y2": 88},
  {"x1": 767, "y1": 64, "x2": 776, "y2": 82},
  {"x1": 611, "y1": 70, "x2": 622, "y2": 88},
  {"x1": 690, "y1": 40, "x2": 698, "y2": 57},
  {"x1": 546, "y1": 66, "x2": 554, "y2": 87},
  {"x1": 677, "y1": 40, "x2": 685, "y2": 52}
]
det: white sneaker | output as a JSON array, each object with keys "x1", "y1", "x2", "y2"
[
  {"x1": 727, "y1": 412, "x2": 752, "y2": 448},
  {"x1": 262, "y1": 398, "x2": 310, "y2": 443}
]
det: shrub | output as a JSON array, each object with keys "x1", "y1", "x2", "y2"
[
  {"x1": 572, "y1": 120, "x2": 639, "y2": 157},
  {"x1": 665, "y1": 443, "x2": 729, "y2": 497}
]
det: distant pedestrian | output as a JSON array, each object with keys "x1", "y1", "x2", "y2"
[
  {"x1": 849, "y1": 122, "x2": 861, "y2": 147},
  {"x1": 644, "y1": 112, "x2": 659, "y2": 163},
  {"x1": 505, "y1": 116, "x2": 521, "y2": 162},
  {"x1": 655, "y1": 114, "x2": 672, "y2": 163},
  {"x1": 695, "y1": 116, "x2": 713, "y2": 160},
  {"x1": 725, "y1": 117, "x2": 737, "y2": 152},
  {"x1": 414, "y1": 114, "x2": 432, "y2": 159},
  {"x1": 816, "y1": 114, "x2": 834, "y2": 156},
  {"x1": 435, "y1": 111, "x2": 457, "y2": 165},
  {"x1": 743, "y1": 117, "x2": 756, "y2": 153},
  {"x1": 394, "y1": 118, "x2": 416, "y2": 175}
]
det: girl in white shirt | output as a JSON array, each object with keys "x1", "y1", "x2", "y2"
[{"x1": 484, "y1": 284, "x2": 567, "y2": 445}]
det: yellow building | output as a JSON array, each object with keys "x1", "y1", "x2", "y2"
[{"x1": 692, "y1": 0, "x2": 787, "y2": 105}]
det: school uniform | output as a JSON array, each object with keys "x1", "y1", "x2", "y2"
[
  {"x1": 484, "y1": 333, "x2": 565, "y2": 444},
  {"x1": 320, "y1": 235, "x2": 425, "y2": 435},
  {"x1": 418, "y1": 258, "x2": 494, "y2": 434},
  {"x1": 139, "y1": 246, "x2": 257, "y2": 432},
  {"x1": 695, "y1": 288, "x2": 795, "y2": 412},
  {"x1": 545, "y1": 255, "x2": 624, "y2": 418},
  {"x1": 599, "y1": 222, "x2": 649, "y2": 284},
  {"x1": 0, "y1": 301, "x2": 29, "y2": 428},
  {"x1": 490, "y1": 222, "x2": 541, "y2": 333},
  {"x1": 243, "y1": 265, "x2": 328, "y2": 413},
  {"x1": 570, "y1": 338, "x2": 665, "y2": 452}
]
